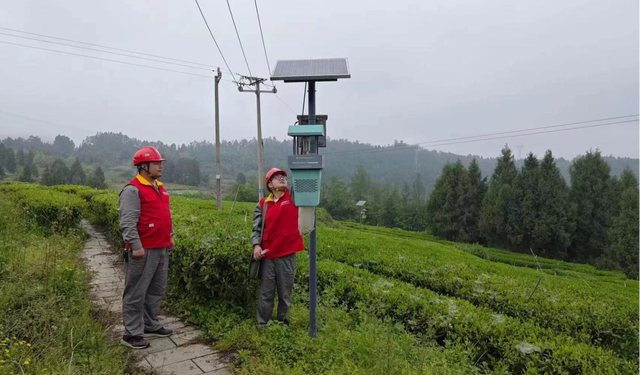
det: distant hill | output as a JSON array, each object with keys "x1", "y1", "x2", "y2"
[{"x1": 2, "y1": 132, "x2": 637, "y2": 193}]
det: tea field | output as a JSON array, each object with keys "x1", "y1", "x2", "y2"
[{"x1": 1, "y1": 181, "x2": 638, "y2": 374}]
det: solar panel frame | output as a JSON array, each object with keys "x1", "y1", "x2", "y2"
[{"x1": 271, "y1": 58, "x2": 350, "y2": 82}]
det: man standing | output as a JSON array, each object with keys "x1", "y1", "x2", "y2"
[{"x1": 119, "y1": 146, "x2": 175, "y2": 349}]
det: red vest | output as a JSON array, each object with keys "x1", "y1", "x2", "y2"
[
  {"x1": 260, "y1": 189, "x2": 304, "y2": 259},
  {"x1": 127, "y1": 176, "x2": 172, "y2": 249}
]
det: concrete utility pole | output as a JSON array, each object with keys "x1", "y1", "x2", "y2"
[
  {"x1": 239, "y1": 76, "x2": 276, "y2": 200},
  {"x1": 215, "y1": 68, "x2": 222, "y2": 210}
]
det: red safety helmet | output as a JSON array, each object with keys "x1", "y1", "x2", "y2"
[
  {"x1": 133, "y1": 146, "x2": 166, "y2": 166},
  {"x1": 265, "y1": 168, "x2": 287, "y2": 192}
]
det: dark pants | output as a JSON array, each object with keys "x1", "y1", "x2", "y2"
[
  {"x1": 122, "y1": 248, "x2": 168, "y2": 337},
  {"x1": 257, "y1": 253, "x2": 296, "y2": 326}
]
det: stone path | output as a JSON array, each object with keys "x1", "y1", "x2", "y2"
[{"x1": 80, "y1": 220, "x2": 232, "y2": 375}]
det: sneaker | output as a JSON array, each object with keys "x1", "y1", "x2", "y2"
[
  {"x1": 144, "y1": 327, "x2": 173, "y2": 338},
  {"x1": 120, "y1": 335, "x2": 150, "y2": 349}
]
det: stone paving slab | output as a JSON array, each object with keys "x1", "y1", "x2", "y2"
[{"x1": 80, "y1": 220, "x2": 232, "y2": 375}]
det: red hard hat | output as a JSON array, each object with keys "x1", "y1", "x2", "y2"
[
  {"x1": 265, "y1": 168, "x2": 287, "y2": 192},
  {"x1": 133, "y1": 146, "x2": 165, "y2": 166}
]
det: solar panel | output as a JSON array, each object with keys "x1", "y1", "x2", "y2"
[{"x1": 271, "y1": 58, "x2": 350, "y2": 82}]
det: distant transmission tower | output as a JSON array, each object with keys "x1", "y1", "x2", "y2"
[
  {"x1": 517, "y1": 144, "x2": 524, "y2": 160},
  {"x1": 414, "y1": 148, "x2": 420, "y2": 175}
]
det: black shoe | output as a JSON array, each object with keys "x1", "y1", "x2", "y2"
[
  {"x1": 120, "y1": 335, "x2": 150, "y2": 349},
  {"x1": 144, "y1": 327, "x2": 173, "y2": 338}
]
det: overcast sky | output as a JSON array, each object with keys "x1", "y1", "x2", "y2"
[{"x1": 0, "y1": 0, "x2": 638, "y2": 159}]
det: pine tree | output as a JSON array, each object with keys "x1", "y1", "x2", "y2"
[
  {"x1": 349, "y1": 166, "x2": 372, "y2": 202},
  {"x1": 480, "y1": 146, "x2": 518, "y2": 248},
  {"x1": 569, "y1": 150, "x2": 616, "y2": 261},
  {"x1": 2, "y1": 147, "x2": 17, "y2": 173},
  {"x1": 320, "y1": 176, "x2": 357, "y2": 220},
  {"x1": 41, "y1": 165, "x2": 53, "y2": 186},
  {"x1": 466, "y1": 159, "x2": 486, "y2": 243},
  {"x1": 381, "y1": 186, "x2": 401, "y2": 228},
  {"x1": 426, "y1": 161, "x2": 471, "y2": 241},
  {"x1": 534, "y1": 151, "x2": 571, "y2": 258},
  {"x1": 47, "y1": 159, "x2": 71, "y2": 185},
  {"x1": 619, "y1": 168, "x2": 638, "y2": 190},
  {"x1": 510, "y1": 153, "x2": 541, "y2": 251},
  {"x1": 69, "y1": 158, "x2": 86, "y2": 185},
  {"x1": 16, "y1": 148, "x2": 25, "y2": 166},
  {"x1": 604, "y1": 171, "x2": 639, "y2": 279},
  {"x1": 87, "y1": 166, "x2": 107, "y2": 189},
  {"x1": 19, "y1": 163, "x2": 34, "y2": 182}
]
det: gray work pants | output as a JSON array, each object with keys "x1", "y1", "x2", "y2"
[
  {"x1": 257, "y1": 253, "x2": 296, "y2": 326},
  {"x1": 122, "y1": 247, "x2": 168, "y2": 337}
]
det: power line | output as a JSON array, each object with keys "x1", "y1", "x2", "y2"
[
  {"x1": 325, "y1": 115, "x2": 639, "y2": 156},
  {"x1": 225, "y1": 0, "x2": 253, "y2": 77},
  {"x1": 194, "y1": 0, "x2": 239, "y2": 84},
  {"x1": 0, "y1": 26, "x2": 224, "y2": 71},
  {"x1": 253, "y1": 0, "x2": 272, "y2": 76},
  {"x1": 0, "y1": 39, "x2": 224, "y2": 79},
  {"x1": 416, "y1": 114, "x2": 639, "y2": 146},
  {"x1": 0, "y1": 31, "x2": 224, "y2": 73},
  {"x1": 274, "y1": 94, "x2": 297, "y2": 115},
  {"x1": 324, "y1": 119, "x2": 639, "y2": 157}
]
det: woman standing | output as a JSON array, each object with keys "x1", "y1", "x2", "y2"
[{"x1": 251, "y1": 168, "x2": 305, "y2": 327}]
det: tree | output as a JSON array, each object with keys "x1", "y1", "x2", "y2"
[
  {"x1": 568, "y1": 150, "x2": 616, "y2": 262},
  {"x1": 321, "y1": 176, "x2": 357, "y2": 220},
  {"x1": 509, "y1": 153, "x2": 541, "y2": 251},
  {"x1": 44, "y1": 159, "x2": 71, "y2": 185},
  {"x1": 69, "y1": 158, "x2": 86, "y2": 185},
  {"x1": 530, "y1": 151, "x2": 572, "y2": 258},
  {"x1": 465, "y1": 159, "x2": 486, "y2": 243},
  {"x1": 349, "y1": 166, "x2": 373, "y2": 202},
  {"x1": 19, "y1": 163, "x2": 34, "y2": 182},
  {"x1": 603, "y1": 171, "x2": 639, "y2": 279},
  {"x1": 426, "y1": 161, "x2": 472, "y2": 241},
  {"x1": 87, "y1": 166, "x2": 108, "y2": 189},
  {"x1": 53, "y1": 135, "x2": 75, "y2": 156},
  {"x1": 236, "y1": 172, "x2": 247, "y2": 184},
  {"x1": 380, "y1": 185, "x2": 401, "y2": 228},
  {"x1": 480, "y1": 146, "x2": 518, "y2": 248},
  {"x1": 618, "y1": 167, "x2": 638, "y2": 191},
  {"x1": 0, "y1": 144, "x2": 17, "y2": 173},
  {"x1": 16, "y1": 148, "x2": 25, "y2": 166}
]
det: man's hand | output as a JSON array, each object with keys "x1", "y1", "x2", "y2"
[
  {"x1": 132, "y1": 248, "x2": 145, "y2": 259},
  {"x1": 253, "y1": 245, "x2": 263, "y2": 261},
  {"x1": 168, "y1": 237, "x2": 175, "y2": 254}
]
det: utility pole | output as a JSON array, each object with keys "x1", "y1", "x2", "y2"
[
  {"x1": 239, "y1": 76, "x2": 276, "y2": 199},
  {"x1": 215, "y1": 68, "x2": 222, "y2": 210}
]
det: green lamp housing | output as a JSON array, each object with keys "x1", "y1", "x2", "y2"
[{"x1": 288, "y1": 125, "x2": 325, "y2": 207}]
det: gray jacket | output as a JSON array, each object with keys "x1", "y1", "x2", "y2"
[
  {"x1": 251, "y1": 202, "x2": 264, "y2": 247},
  {"x1": 119, "y1": 184, "x2": 173, "y2": 250}
]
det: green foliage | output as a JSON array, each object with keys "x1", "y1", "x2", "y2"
[
  {"x1": 426, "y1": 161, "x2": 472, "y2": 241},
  {"x1": 41, "y1": 158, "x2": 71, "y2": 186},
  {"x1": 316, "y1": 226, "x2": 639, "y2": 360},
  {"x1": 0, "y1": 144, "x2": 16, "y2": 173},
  {"x1": 53, "y1": 134, "x2": 75, "y2": 157},
  {"x1": 480, "y1": 146, "x2": 518, "y2": 248},
  {"x1": 0, "y1": 191, "x2": 135, "y2": 374},
  {"x1": 569, "y1": 150, "x2": 617, "y2": 261},
  {"x1": 227, "y1": 181, "x2": 259, "y2": 203},
  {"x1": 320, "y1": 176, "x2": 357, "y2": 220},
  {"x1": 605, "y1": 184, "x2": 640, "y2": 280},
  {"x1": 0, "y1": 184, "x2": 86, "y2": 233},
  {"x1": 87, "y1": 166, "x2": 107, "y2": 189},
  {"x1": 69, "y1": 158, "x2": 87, "y2": 185}
]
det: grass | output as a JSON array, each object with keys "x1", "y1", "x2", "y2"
[{"x1": 0, "y1": 191, "x2": 141, "y2": 375}]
